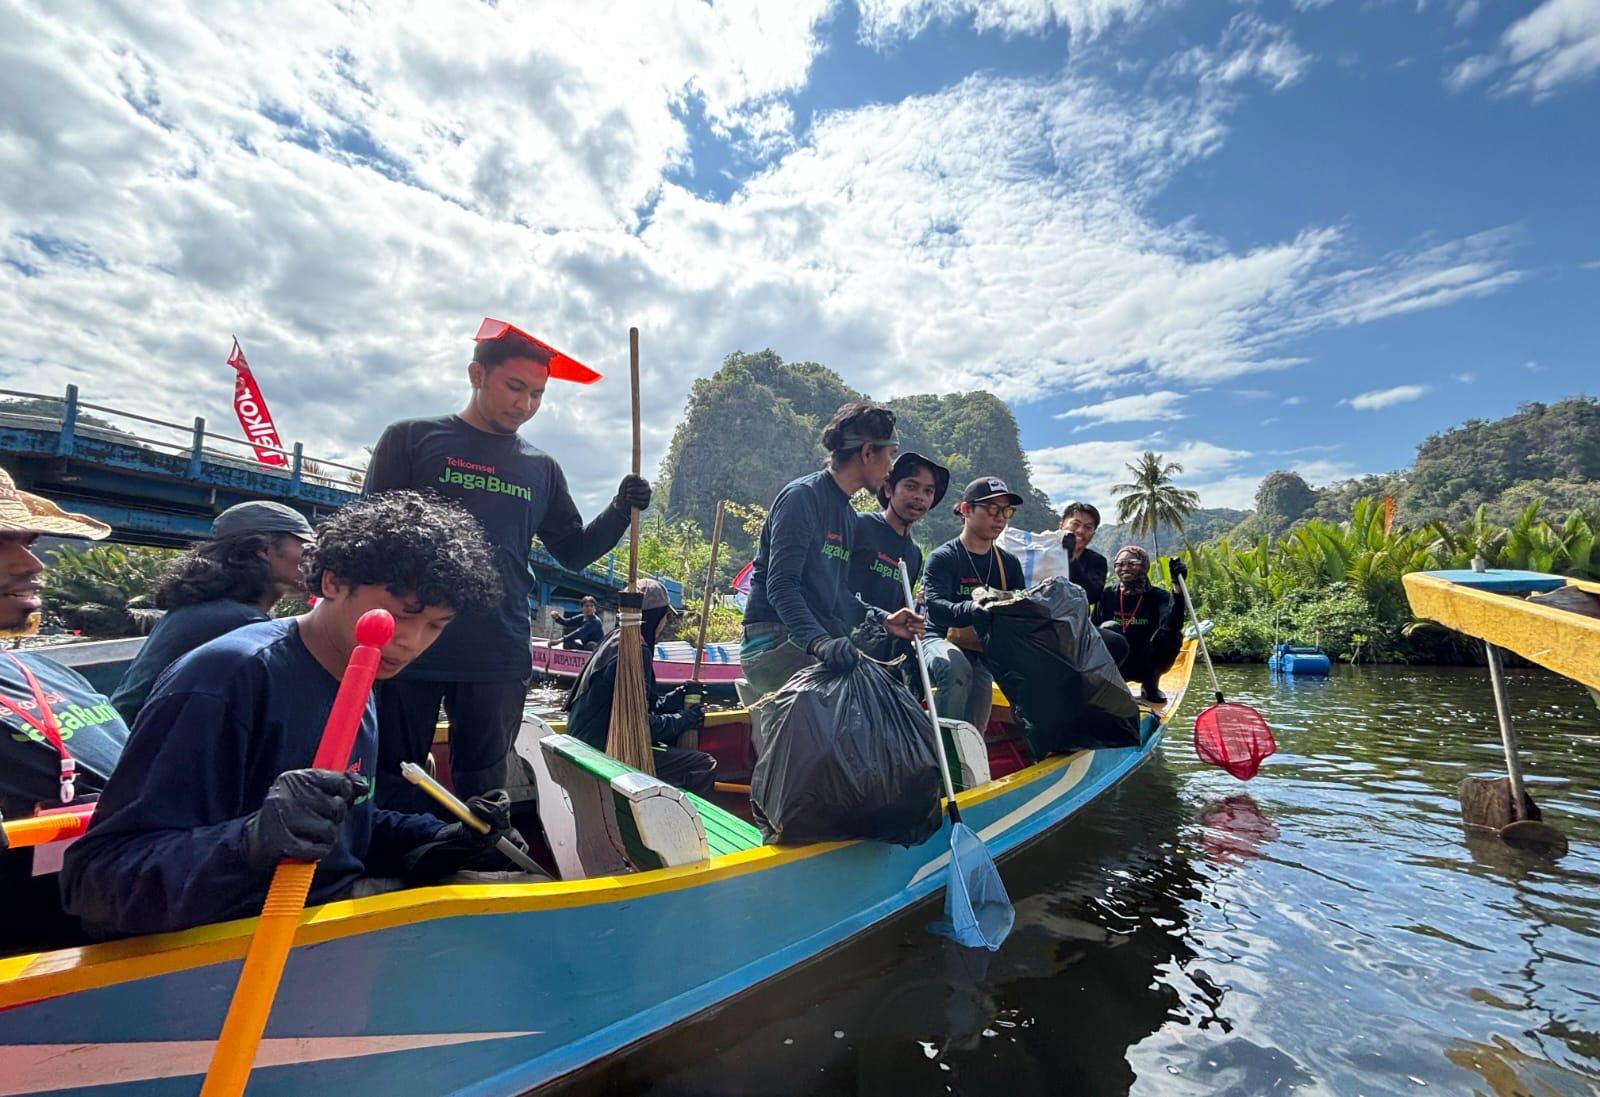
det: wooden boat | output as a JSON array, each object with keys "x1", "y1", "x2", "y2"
[
  {"x1": 0, "y1": 642, "x2": 1196, "y2": 1097},
  {"x1": 530, "y1": 638, "x2": 744, "y2": 685},
  {"x1": 1403, "y1": 569, "x2": 1600, "y2": 692}
]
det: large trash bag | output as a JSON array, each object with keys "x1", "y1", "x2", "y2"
[
  {"x1": 975, "y1": 575, "x2": 1141, "y2": 755},
  {"x1": 996, "y1": 527, "x2": 1072, "y2": 586},
  {"x1": 751, "y1": 657, "x2": 942, "y2": 846}
]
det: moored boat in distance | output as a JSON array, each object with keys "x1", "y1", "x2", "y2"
[
  {"x1": 0, "y1": 642, "x2": 1197, "y2": 1097},
  {"x1": 530, "y1": 637, "x2": 744, "y2": 684}
]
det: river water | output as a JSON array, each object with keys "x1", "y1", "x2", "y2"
[{"x1": 548, "y1": 665, "x2": 1600, "y2": 1096}]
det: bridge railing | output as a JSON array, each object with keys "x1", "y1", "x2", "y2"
[{"x1": 0, "y1": 385, "x2": 366, "y2": 491}]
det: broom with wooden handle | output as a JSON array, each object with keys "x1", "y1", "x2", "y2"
[
  {"x1": 679, "y1": 498, "x2": 727, "y2": 751},
  {"x1": 606, "y1": 327, "x2": 655, "y2": 774}
]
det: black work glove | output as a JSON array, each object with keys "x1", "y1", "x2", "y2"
[
  {"x1": 680, "y1": 704, "x2": 706, "y2": 731},
  {"x1": 243, "y1": 768, "x2": 364, "y2": 871},
  {"x1": 1061, "y1": 531, "x2": 1076, "y2": 553},
  {"x1": 1169, "y1": 558, "x2": 1188, "y2": 585},
  {"x1": 656, "y1": 686, "x2": 686, "y2": 715},
  {"x1": 810, "y1": 635, "x2": 858, "y2": 671},
  {"x1": 403, "y1": 790, "x2": 524, "y2": 881},
  {"x1": 614, "y1": 474, "x2": 652, "y2": 513}
]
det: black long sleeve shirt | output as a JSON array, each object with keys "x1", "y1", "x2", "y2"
[
  {"x1": 921, "y1": 538, "x2": 1025, "y2": 638},
  {"x1": 741, "y1": 470, "x2": 862, "y2": 653},
  {"x1": 365, "y1": 415, "x2": 629, "y2": 680}
]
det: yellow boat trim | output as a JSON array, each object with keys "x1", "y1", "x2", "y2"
[
  {"x1": 4, "y1": 642, "x2": 1195, "y2": 1009},
  {"x1": 1403, "y1": 573, "x2": 1600, "y2": 692}
]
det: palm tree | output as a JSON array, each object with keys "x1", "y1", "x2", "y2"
[{"x1": 1111, "y1": 451, "x2": 1200, "y2": 559}]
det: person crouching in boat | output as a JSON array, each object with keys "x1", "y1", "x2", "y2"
[
  {"x1": 563, "y1": 578, "x2": 716, "y2": 796},
  {"x1": 1091, "y1": 547, "x2": 1186, "y2": 704},
  {"x1": 60, "y1": 492, "x2": 533, "y2": 940},
  {"x1": 920, "y1": 478, "x2": 1027, "y2": 733},
  {"x1": 0, "y1": 470, "x2": 130, "y2": 954},
  {"x1": 110, "y1": 500, "x2": 315, "y2": 725},
  {"x1": 847, "y1": 450, "x2": 949, "y2": 670},
  {"x1": 739, "y1": 403, "x2": 925, "y2": 696}
]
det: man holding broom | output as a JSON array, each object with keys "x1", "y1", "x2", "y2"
[
  {"x1": 60, "y1": 493, "x2": 528, "y2": 939},
  {"x1": 364, "y1": 318, "x2": 652, "y2": 814}
]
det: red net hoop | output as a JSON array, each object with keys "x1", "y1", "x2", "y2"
[{"x1": 1194, "y1": 702, "x2": 1276, "y2": 781}]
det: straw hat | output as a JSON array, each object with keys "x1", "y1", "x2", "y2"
[{"x1": 0, "y1": 468, "x2": 111, "y2": 540}]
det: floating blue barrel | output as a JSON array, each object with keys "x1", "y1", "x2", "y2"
[{"x1": 1269, "y1": 644, "x2": 1331, "y2": 676}]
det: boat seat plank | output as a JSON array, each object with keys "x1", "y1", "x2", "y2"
[{"x1": 538, "y1": 735, "x2": 761, "y2": 879}]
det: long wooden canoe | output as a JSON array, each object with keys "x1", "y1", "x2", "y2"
[{"x1": 1403, "y1": 569, "x2": 1600, "y2": 692}]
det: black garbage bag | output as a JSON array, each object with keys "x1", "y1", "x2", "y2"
[
  {"x1": 751, "y1": 657, "x2": 942, "y2": 847},
  {"x1": 975, "y1": 576, "x2": 1141, "y2": 755}
]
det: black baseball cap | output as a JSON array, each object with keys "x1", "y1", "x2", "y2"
[
  {"x1": 957, "y1": 476, "x2": 1023, "y2": 513},
  {"x1": 212, "y1": 501, "x2": 315, "y2": 541}
]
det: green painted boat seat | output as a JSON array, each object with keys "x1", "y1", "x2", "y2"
[
  {"x1": 939, "y1": 717, "x2": 990, "y2": 791},
  {"x1": 535, "y1": 734, "x2": 762, "y2": 879}
]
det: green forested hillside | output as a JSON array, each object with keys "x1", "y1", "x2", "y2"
[{"x1": 662, "y1": 350, "x2": 1055, "y2": 554}]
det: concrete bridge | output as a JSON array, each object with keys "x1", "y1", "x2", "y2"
[{"x1": 0, "y1": 385, "x2": 678, "y2": 611}]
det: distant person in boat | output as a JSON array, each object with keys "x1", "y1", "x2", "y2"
[
  {"x1": 740, "y1": 403, "x2": 925, "y2": 696},
  {"x1": 921, "y1": 477, "x2": 1028, "y2": 732},
  {"x1": 848, "y1": 451, "x2": 949, "y2": 665},
  {"x1": 1059, "y1": 501, "x2": 1109, "y2": 594},
  {"x1": 60, "y1": 492, "x2": 532, "y2": 940},
  {"x1": 563, "y1": 579, "x2": 716, "y2": 796},
  {"x1": 0, "y1": 470, "x2": 130, "y2": 954},
  {"x1": 110, "y1": 501, "x2": 315, "y2": 724},
  {"x1": 1091, "y1": 547, "x2": 1185, "y2": 704},
  {"x1": 551, "y1": 595, "x2": 603, "y2": 651},
  {"x1": 364, "y1": 317, "x2": 651, "y2": 816}
]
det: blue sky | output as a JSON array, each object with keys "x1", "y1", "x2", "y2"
[{"x1": 1, "y1": 1, "x2": 1596, "y2": 514}]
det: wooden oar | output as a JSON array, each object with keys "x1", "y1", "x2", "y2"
[
  {"x1": 605, "y1": 328, "x2": 654, "y2": 774},
  {"x1": 899, "y1": 559, "x2": 1014, "y2": 951},
  {"x1": 200, "y1": 608, "x2": 395, "y2": 1097},
  {"x1": 679, "y1": 499, "x2": 727, "y2": 751}
]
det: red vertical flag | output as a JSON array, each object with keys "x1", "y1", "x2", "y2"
[{"x1": 226, "y1": 338, "x2": 289, "y2": 467}]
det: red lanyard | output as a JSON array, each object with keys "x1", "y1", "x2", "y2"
[
  {"x1": 0, "y1": 652, "x2": 76, "y2": 803},
  {"x1": 1115, "y1": 588, "x2": 1145, "y2": 628}
]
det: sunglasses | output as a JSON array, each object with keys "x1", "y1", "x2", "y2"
[{"x1": 968, "y1": 502, "x2": 1015, "y2": 520}]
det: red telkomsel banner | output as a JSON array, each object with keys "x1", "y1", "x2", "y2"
[{"x1": 226, "y1": 338, "x2": 289, "y2": 467}]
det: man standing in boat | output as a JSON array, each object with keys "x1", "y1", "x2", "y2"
[
  {"x1": 0, "y1": 470, "x2": 131, "y2": 953},
  {"x1": 848, "y1": 451, "x2": 949, "y2": 667},
  {"x1": 1091, "y1": 546, "x2": 1185, "y2": 704},
  {"x1": 921, "y1": 478, "x2": 1028, "y2": 732},
  {"x1": 364, "y1": 318, "x2": 652, "y2": 814},
  {"x1": 61, "y1": 492, "x2": 530, "y2": 939},
  {"x1": 740, "y1": 403, "x2": 924, "y2": 696}
]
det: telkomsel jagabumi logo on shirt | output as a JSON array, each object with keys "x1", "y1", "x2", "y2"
[
  {"x1": 869, "y1": 550, "x2": 901, "y2": 581},
  {"x1": 438, "y1": 456, "x2": 532, "y2": 501},
  {"x1": 821, "y1": 530, "x2": 848, "y2": 562}
]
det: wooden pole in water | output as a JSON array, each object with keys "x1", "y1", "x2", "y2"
[{"x1": 1482, "y1": 640, "x2": 1528, "y2": 822}]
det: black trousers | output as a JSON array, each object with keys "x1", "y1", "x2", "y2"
[
  {"x1": 1099, "y1": 625, "x2": 1179, "y2": 689},
  {"x1": 652, "y1": 746, "x2": 717, "y2": 799},
  {"x1": 376, "y1": 677, "x2": 527, "y2": 816}
]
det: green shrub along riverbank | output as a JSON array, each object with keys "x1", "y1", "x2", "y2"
[{"x1": 1183, "y1": 498, "x2": 1598, "y2": 664}]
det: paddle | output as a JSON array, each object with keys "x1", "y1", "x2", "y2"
[
  {"x1": 200, "y1": 608, "x2": 395, "y2": 1097},
  {"x1": 680, "y1": 499, "x2": 727, "y2": 751},
  {"x1": 1174, "y1": 575, "x2": 1276, "y2": 780},
  {"x1": 899, "y1": 559, "x2": 1014, "y2": 951}
]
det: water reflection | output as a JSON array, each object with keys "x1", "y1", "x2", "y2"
[{"x1": 541, "y1": 665, "x2": 1600, "y2": 1096}]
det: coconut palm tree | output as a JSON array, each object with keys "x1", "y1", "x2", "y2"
[{"x1": 1111, "y1": 451, "x2": 1200, "y2": 559}]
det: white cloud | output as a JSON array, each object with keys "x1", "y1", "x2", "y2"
[
  {"x1": 1162, "y1": 13, "x2": 1314, "y2": 91},
  {"x1": 855, "y1": 0, "x2": 1152, "y2": 45},
  {"x1": 1283, "y1": 395, "x2": 1304, "y2": 405},
  {"x1": 1054, "y1": 390, "x2": 1187, "y2": 428},
  {"x1": 1447, "y1": 0, "x2": 1600, "y2": 98},
  {"x1": 0, "y1": 2, "x2": 1530, "y2": 514},
  {"x1": 1454, "y1": 371, "x2": 1476, "y2": 383},
  {"x1": 1260, "y1": 416, "x2": 1279, "y2": 425},
  {"x1": 1027, "y1": 437, "x2": 1251, "y2": 509},
  {"x1": 1582, "y1": 259, "x2": 1600, "y2": 270},
  {"x1": 1342, "y1": 384, "x2": 1429, "y2": 410}
]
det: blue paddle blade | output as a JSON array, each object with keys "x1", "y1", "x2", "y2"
[{"x1": 934, "y1": 821, "x2": 1014, "y2": 951}]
